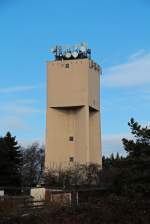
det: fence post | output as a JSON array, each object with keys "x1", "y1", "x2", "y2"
[{"x1": 71, "y1": 191, "x2": 78, "y2": 206}]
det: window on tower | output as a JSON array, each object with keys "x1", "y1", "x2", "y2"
[
  {"x1": 69, "y1": 157, "x2": 74, "y2": 162},
  {"x1": 65, "y1": 63, "x2": 69, "y2": 68},
  {"x1": 69, "y1": 136, "x2": 74, "y2": 141}
]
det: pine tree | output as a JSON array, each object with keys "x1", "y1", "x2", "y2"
[
  {"x1": 0, "y1": 132, "x2": 22, "y2": 187},
  {"x1": 122, "y1": 118, "x2": 150, "y2": 158}
]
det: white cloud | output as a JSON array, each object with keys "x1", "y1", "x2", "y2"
[
  {"x1": 0, "y1": 116, "x2": 28, "y2": 133},
  {"x1": 102, "y1": 133, "x2": 131, "y2": 156},
  {"x1": 0, "y1": 104, "x2": 42, "y2": 114},
  {"x1": 0, "y1": 99, "x2": 44, "y2": 135},
  {"x1": 0, "y1": 84, "x2": 44, "y2": 93},
  {"x1": 129, "y1": 49, "x2": 147, "y2": 61},
  {"x1": 0, "y1": 85, "x2": 45, "y2": 143},
  {"x1": 15, "y1": 99, "x2": 37, "y2": 105},
  {"x1": 0, "y1": 100, "x2": 43, "y2": 114},
  {"x1": 19, "y1": 138, "x2": 45, "y2": 147},
  {"x1": 102, "y1": 51, "x2": 150, "y2": 87}
]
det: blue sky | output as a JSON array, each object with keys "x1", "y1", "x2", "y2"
[{"x1": 0, "y1": 0, "x2": 150, "y2": 155}]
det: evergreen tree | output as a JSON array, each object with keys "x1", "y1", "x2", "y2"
[
  {"x1": 122, "y1": 118, "x2": 150, "y2": 158},
  {"x1": 0, "y1": 132, "x2": 22, "y2": 187},
  {"x1": 113, "y1": 118, "x2": 150, "y2": 196}
]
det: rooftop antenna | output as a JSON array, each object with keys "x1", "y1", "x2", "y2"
[
  {"x1": 80, "y1": 42, "x2": 87, "y2": 53},
  {"x1": 50, "y1": 43, "x2": 91, "y2": 61}
]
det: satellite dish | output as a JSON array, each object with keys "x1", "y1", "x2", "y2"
[
  {"x1": 50, "y1": 43, "x2": 91, "y2": 61},
  {"x1": 72, "y1": 51, "x2": 78, "y2": 58},
  {"x1": 65, "y1": 52, "x2": 71, "y2": 58}
]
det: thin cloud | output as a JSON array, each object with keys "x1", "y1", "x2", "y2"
[
  {"x1": 15, "y1": 99, "x2": 37, "y2": 105},
  {"x1": 0, "y1": 101, "x2": 43, "y2": 114},
  {"x1": 102, "y1": 51, "x2": 150, "y2": 87},
  {"x1": 0, "y1": 116, "x2": 28, "y2": 133},
  {"x1": 0, "y1": 85, "x2": 43, "y2": 93},
  {"x1": 19, "y1": 139, "x2": 44, "y2": 147},
  {"x1": 129, "y1": 49, "x2": 147, "y2": 61},
  {"x1": 102, "y1": 133, "x2": 131, "y2": 156}
]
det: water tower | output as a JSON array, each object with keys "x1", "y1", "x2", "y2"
[{"x1": 45, "y1": 43, "x2": 102, "y2": 168}]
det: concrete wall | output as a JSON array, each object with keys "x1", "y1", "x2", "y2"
[
  {"x1": 45, "y1": 58, "x2": 102, "y2": 168},
  {"x1": 89, "y1": 109, "x2": 102, "y2": 164},
  {"x1": 45, "y1": 106, "x2": 90, "y2": 167},
  {"x1": 47, "y1": 59, "x2": 88, "y2": 107},
  {"x1": 0, "y1": 190, "x2": 4, "y2": 196},
  {"x1": 31, "y1": 188, "x2": 45, "y2": 201},
  {"x1": 88, "y1": 61, "x2": 100, "y2": 110}
]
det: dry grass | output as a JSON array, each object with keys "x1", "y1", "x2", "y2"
[{"x1": 0, "y1": 195, "x2": 150, "y2": 224}]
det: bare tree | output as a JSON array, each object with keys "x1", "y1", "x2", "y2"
[{"x1": 21, "y1": 142, "x2": 45, "y2": 187}]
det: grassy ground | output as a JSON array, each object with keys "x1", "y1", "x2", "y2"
[{"x1": 0, "y1": 195, "x2": 150, "y2": 224}]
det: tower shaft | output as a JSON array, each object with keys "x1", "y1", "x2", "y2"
[{"x1": 45, "y1": 59, "x2": 102, "y2": 168}]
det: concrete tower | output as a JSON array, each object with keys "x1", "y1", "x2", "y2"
[{"x1": 45, "y1": 44, "x2": 102, "y2": 168}]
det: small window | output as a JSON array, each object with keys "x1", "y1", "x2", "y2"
[
  {"x1": 69, "y1": 157, "x2": 74, "y2": 162},
  {"x1": 65, "y1": 64, "x2": 69, "y2": 68},
  {"x1": 69, "y1": 136, "x2": 74, "y2": 141}
]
